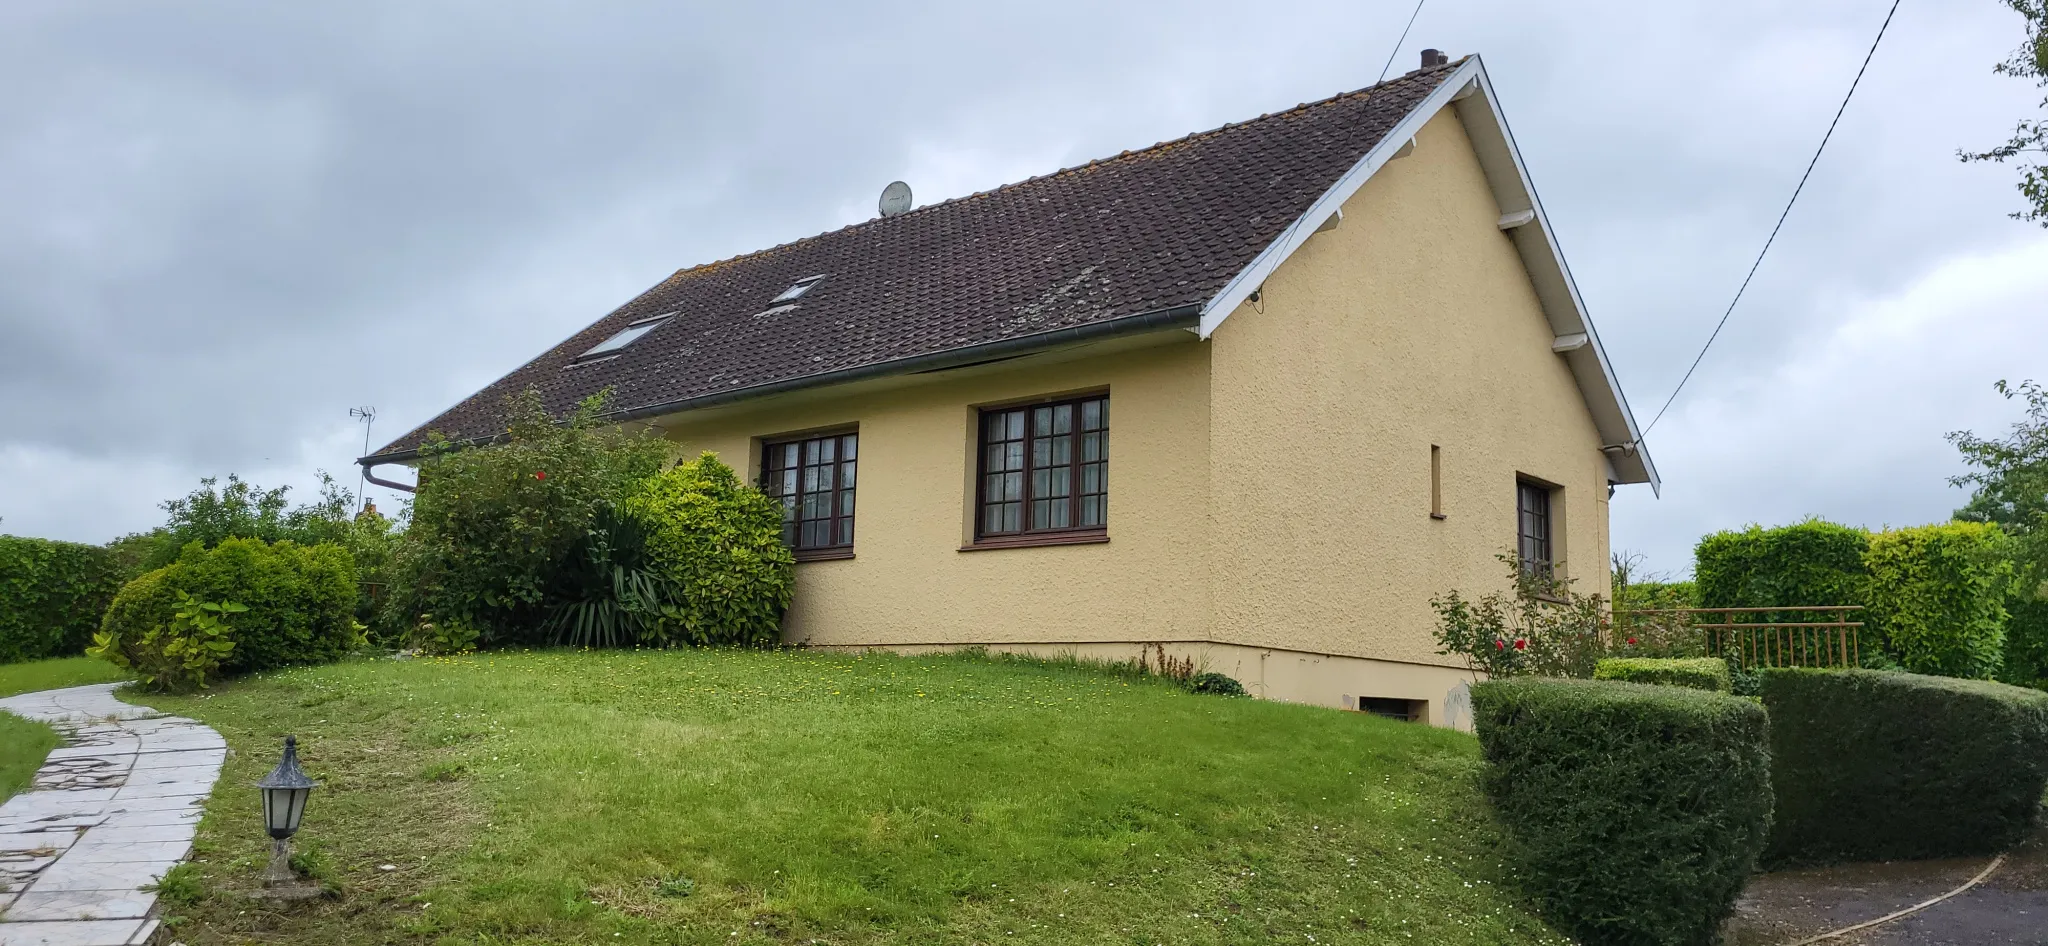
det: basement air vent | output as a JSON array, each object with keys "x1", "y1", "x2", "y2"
[{"x1": 1355, "y1": 697, "x2": 1422, "y2": 722}]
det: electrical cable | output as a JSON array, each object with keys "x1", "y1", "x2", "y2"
[
  {"x1": 1376, "y1": 0, "x2": 1431, "y2": 85},
  {"x1": 1636, "y1": 0, "x2": 1903, "y2": 442}
]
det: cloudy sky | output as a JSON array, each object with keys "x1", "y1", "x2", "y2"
[{"x1": 2, "y1": 0, "x2": 2042, "y2": 578}]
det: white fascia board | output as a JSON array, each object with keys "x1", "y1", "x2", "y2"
[
  {"x1": 1198, "y1": 57, "x2": 1483, "y2": 340},
  {"x1": 1199, "y1": 55, "x2": 1660, "y2": 494},
  {"x1": 1455, "y1": 62, "x2": 1658, "y2": 493}
]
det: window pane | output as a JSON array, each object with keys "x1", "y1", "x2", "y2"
[
  {"x1": 1005, "y1": 411, "x2": 1025, "y2": 440},
  {"x1": 986, "y1": 412, "x2": 1007, "y2": 440},
  {"x1": 1031, "y1": 499, "x2": 1051, "y2": 530},
  {"x1": 804, "y1": 467, "x2": 821, "y2": 493},
  {"x1": 1051, "y1": 435, "x2": 1071, "y2": 465},
  {"x1": 1032, "y1": 438, "x2": 1050, "y2": 468},
  {"x1": 1082, "y1": 432, "x2": 1103, "y2": 462},
  {"x1": 783, "y1": 443, "x2": 799, "y2": 466},
  {"x1": 1033, "y1": 406, "x2": 1053, "y2": 435},
  {"x1": 1082, "y1": 464, "x2": 1102, "y2": 494},
  {"x1": 840, "y1": 461, "x2": 856, "y2": 489},
  {"x1": 819, "y1": 438, "x2": 835, "y2": 463},
  {"x1": 842, "y1": 435, "x2": 857, "y2": 460},
  {"x1": 1003, "y1": 472, "x2": 1022, "y2": 501},
  {"x1": 1053, "y1": 404, "x2": 1073, "y2": 435},
  {"x1": 1004, "y1": 442, "x2": 1024, "y2": 470},
  {"x1": 841, "y1": 489, "x2": 855, "y2": 516},
  {"x1": 839, "y1": 516, "x2": 855, "y2": 545},
  {"x1": 1048, "y1": 467, "x2": 1071, "y2": 498},
  {"x1": 1081, "y1": 496, "x2": 1103, "y2": 527},
  {"x1": 1082, "y1": 399, "x2": 1102, "y2": 431},
  {"x1": 1002, "y1": 503, "x2": 1021, "y2": 533},
  {"x1": 1032, "y1": 469, "x2": 1049, "y2": 497}
]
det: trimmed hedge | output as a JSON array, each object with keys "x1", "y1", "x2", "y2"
[
  {"x1": 1695, "y1": 520, "x2": 1868, "y2": 612},
  {"x1": 0, "y1": 536, "x2": 123, "y2": 663},
  {"x1": 1594, "y1": 657, "x2": 1732, "y2": 692},
  {"x1": 1472, "y1": 678, "x2": 1773, "y2": 946},
  {"x1": 101, "y1": 538, "x2": 359, "y2": 675},
  {"x1": 1862, "y1": 523, "x2": 2012, "y2": 679},
  {"x1": 1759, "y1": 668, "x2": 2048, "y2": 864}
]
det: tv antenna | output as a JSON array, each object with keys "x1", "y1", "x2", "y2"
[{"x1": 349, "y1": 406, "x2": 377, "y2": 514}]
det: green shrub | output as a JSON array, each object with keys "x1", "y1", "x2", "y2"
[
  {"x1": 1695, "y1": 520, "x2": 1869, "y2": 611},
  {"x1": 1862, "y1": 523, "x2": 2013, "y2": 678},
  {"x1": 0, "y1": 535, "x2": 122, "y2": 662},
  {"x1": 1472, "y1": 678, "x2": 1773, "y2": 946},
  {"x1": 1593, "y1": 657, "x2": 1732, "y2": 692},
  {"x1": 100, "y1": 538, "x2": 360, "y2": 676},
  {"x1": 384, "y1": 389, "x2": 669, "y2": 645},
  {"x1": 1188, "y1": 672, "x2": 1245, "y2": 696},
  {"x1": 1759, "y1": 667, "x2": 2048, "y2": 864},
  {"x1": 90, "y1": 591, "x2": 246, "y2": 693},
  {"x1": 2000, "y1": 596, "x2": 2048, "y2": 690},
  {"x1": 624, "y1": 453, "x2": 794, "y2": 647}
]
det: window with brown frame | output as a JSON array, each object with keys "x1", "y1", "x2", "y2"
[
  {"x1": 761, "y1": 431, "x2": 856, "y2": 559},
  {"x1": 976, "y1": 395, "x2": 1108, "y2": 542},
  {"x1": 1517, "y1": 478, "x2": 1553, "y2": 577}
]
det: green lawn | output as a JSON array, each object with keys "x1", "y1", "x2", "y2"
[
  {"x1": 1, "y1": 656, "x2": 129, "y2": 804},
  {"x1": 0, "y1": 711, "x2": 60, "y2": 803},
  {"x1": 131, "y1": 649, "x2": 1563, "y2": 946},
  {"x1": 0, "y1": 655, "x2": 129, "y2": 698}
]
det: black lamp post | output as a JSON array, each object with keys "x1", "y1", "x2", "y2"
[{"x1": 255, "y1": 735, "x2": 319, "y2": 888}]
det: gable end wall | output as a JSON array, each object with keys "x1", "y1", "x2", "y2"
[{"x1": 1205, "y1": 108, "x2": 1612, "y2": 669}]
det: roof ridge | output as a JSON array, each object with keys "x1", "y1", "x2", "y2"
[{"x1": 658, "y1": 58, "x2": 1469, "y2": 283}]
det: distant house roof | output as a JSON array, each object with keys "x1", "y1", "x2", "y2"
[{"x1": 364, "y1": 54, "x2": 1657, "y2": 491}]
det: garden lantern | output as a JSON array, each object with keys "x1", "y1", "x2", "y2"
[{"x1": 255, "y1": 735, "x2": 319, "y2": 888}]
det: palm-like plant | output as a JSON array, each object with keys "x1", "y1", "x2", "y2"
[{"x1": 543, "y1": 504, "x2": 674, "y2": 648}]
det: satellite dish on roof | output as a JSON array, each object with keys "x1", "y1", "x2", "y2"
[{"x1": 878, "y1": 180, "x2": 913, "y2": 217}]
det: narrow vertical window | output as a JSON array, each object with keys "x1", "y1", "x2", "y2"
[
  {"x1": 1429, "y1": 445, "x2": 1445, "y2": 519},
  {"x1": 1517, "y1": 479, "x2": 1553, "y2": 577},
  {"x1": 976, "y1": 394, "x2": 1108, "y2": 542},
  {"x1": 761, "y1": 431, "x2": 857, "y2": 560}
]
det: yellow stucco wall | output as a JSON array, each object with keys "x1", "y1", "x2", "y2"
[
  {"x1": 1205, "y1": 107, "x2": 1611, "y2": 668},
  {"x1": 647, "y1": 337, "x2": 1215, "y2": 647}
]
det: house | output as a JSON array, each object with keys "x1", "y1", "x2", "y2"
[{"x1": 361, "y1": 51, "x2": 1657, "y2": 727}]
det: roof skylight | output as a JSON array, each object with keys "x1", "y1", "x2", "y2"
[
  {"x1": 771, "y1": 275, "x2": 826, "y2": 303},
  {"x1": 576, "y1": 314, "x2": 671, "y2": 361}
]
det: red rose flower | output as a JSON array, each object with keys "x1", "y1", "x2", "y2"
[
  {"x1": 1514, "y1": 639, "x2": 1527, "y2": 651},
  {"x1": 1627, "y1": 637, "x2": 1638, "y2": 645},
  {"x1": 1494, "y1": 639, "x2": 1505, "y2": 651},
  {"x1": 535, "y1": 470, "x2": 547, "y2": 480}
]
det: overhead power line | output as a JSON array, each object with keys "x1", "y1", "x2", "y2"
[
  {"x1": 1375, "y1": 0, "x2": 1431, "y2": 85},
  {"x1": 1637, "y1": 0, "x2": 1904, "y2": 442}
]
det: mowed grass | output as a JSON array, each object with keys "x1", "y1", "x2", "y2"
[
  {"x1": 0, "y1": 711, "x2": 60, "y2": 803},
  {"x1": 131, "y1": 649, "x2": 1563, "y2": 946},
  {"x1": 0, "y1": 655, "x2": 130, "y2": 698},
  {"x1": 1, "y1": 656, "x2": 129, "y2": 803}
]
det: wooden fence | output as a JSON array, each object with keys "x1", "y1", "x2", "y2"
[{"x1": 1613, "y1": 606, "x2": 1864, "y2": 669}]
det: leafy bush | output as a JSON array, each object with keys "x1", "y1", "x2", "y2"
[
  {"x1": 2001, "y1": 596, "x2": 2048, "y2": 690},
  {"x1": 1862, "y1": 522, "x2": 2013, "y2": 678},
  {"x1": 0, "y1": 535, "x2": 122, "y2": 662},
  {"x1": 1188, "y1": 672, "x2": 1246, "y2": 696},
  {"x1": 89, "y1": 591, "x2": 246, "y2": 693},
  {"x1": 1695, "y1": 520, "x2": 1869, "y2": 612},
  {"x1": 624, "y1": 453, "x2": 794, "y2": 647},
  {"x1": 385, "y1": 389, "x2": 669, "y2": 645},
  {"x1": 123, "y1": 472, "x2": 370, "y2": 573},
  {"x1": 1759, "y1": 667, "x2": 2048, "y2": 864},
  {"x1": 1432, "y1": 553, "x2": 1608, "y2": 678},
  {"x1": 100, "y1": 538, "x2": 360, "y2": 676},
  {"x1": 1472, "y1": 678, "x2": 1773, "y2": 946},
  {"x1": 1593, "y1": 657, "x2": 1731, "y2": 692}
]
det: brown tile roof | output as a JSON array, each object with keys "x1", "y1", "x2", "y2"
[{"x1": 367, "y1": 59, "x2": 1465, "y2": 462}]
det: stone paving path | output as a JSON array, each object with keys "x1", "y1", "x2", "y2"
[{"x1": 0, "y1": 684, "x2": 224, "y2": 946}]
